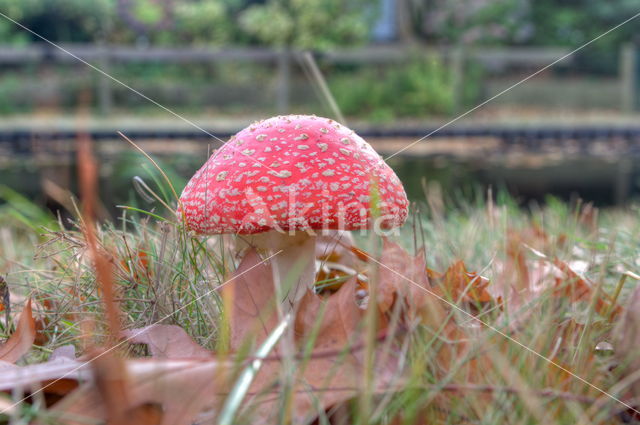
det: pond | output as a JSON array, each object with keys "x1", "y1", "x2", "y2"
[{"x1": 1, "y1": 143, "x2": 637, "y2": 219}]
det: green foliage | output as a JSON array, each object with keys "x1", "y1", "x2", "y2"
[
  {"x1": 0, "y1": 0, "x2": 235, "y2": 45},
  {"x1": 330, "y1": 58, "x2": 457, "y2": 120},
  {"x1": 419, "y1": 0, "x2": 532, "y2": 45},
  {"x1": 530, "y1": 0, "x2": 638, "y2": 47},
  {"x1": 0, "y1": 185, "x2": 58, "y2": 231},
  {"x1": 172, "y1": 0, "x2": 232, "y2": 45},
  {"x1": 0, "y1": 0, "x2": 370, "y2": 49},
  {"x1": 528, "y1": 0, "x2": 639, "y2": 74},
  {"x1": 0, "y1": 0, "x2": 112, "y2": 42},
  {"x1": 130, "y1": 0, "x2": 165, "y2": 26},
  {"x1": 239, "y1": 0, "x2": 371, "y2": 50}
]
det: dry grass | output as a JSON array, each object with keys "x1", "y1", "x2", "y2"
[{"x1": 1, "y1": 176, "x2": 640, "y2": 423}]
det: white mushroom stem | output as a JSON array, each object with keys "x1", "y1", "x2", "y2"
[{"x1": 243, "y1": 230, "x2": 317, "y2": 314}]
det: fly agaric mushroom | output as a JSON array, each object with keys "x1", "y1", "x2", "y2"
[{"x1": 179, "y1": 115, "x2": 408, "y2": 311}]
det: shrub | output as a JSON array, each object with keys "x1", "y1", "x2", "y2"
[{"x1": 330, "y1": 57, "x2": 457, "y2": 120}]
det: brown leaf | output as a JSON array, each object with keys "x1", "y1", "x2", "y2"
[
  {"x1": 0, "y1": 347, "x2": 82, "y2": 409},
  {"x1": 123, "y1": 325, "x2": 212, "y2": 359},
  {"x1": 613, "y1": 284, "x2": 640, "y2": 402},
  {"x1": 0, "y1": 356, "x2": 228, "y2": 425},
  {"x1": 49, "y1": 358, "x2": 231, "y2": 425},
  {"x1": 495, "y1": 231, "x2": 532, "y2": 309},
  {"x1": 432, "y1": 260, "x2": 493, "y2": 305},
  {"x1": 224, "y1": 249, "x2": 279, "y2": 351},
  {"x1": 377, "y1": 239, "x2": 447, "y2": 327},
  {"x1": 126, "y1": 402, "x2": 163, "y2": 425},
  {"x1": 0, "y1": 357, "x2": 229, "y2": 425},
  {"x1": 250, "y1": 276, "x2": 403, "y2": 422},
  {"x1": 552, "y1": 258, "x2": 619, "y2": 317},
  {"x1": 295, "y1": 276, "x2": 367, "y2": 352},
  {"x1": 0, "y1": 298, "x2": 36, "y2": 363},
  {"x1": 0, "y1": 359, "x2": 88, "y2": 394}
]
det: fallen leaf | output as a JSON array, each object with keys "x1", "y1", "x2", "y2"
[
  {"x1": 495, "y1": 231, "x2": 532, "y2": 310},
  {"x1": 224, "y1": 249, "x2": 280, "y2": 351},
  {"x1": 127, "y1": 402, "x2": 163, "y2": 425},
  {"x1": 552, "y1": 258, "x2": 620, "y2": 317},
  {"x1": 0, "y1": 348, "x2": 84, "y2": 410},
  {"x1": 0, "y1": 358, "x2": 90, "y2": 393},
  {"x1": 48, "y1": 358, "x2": 231, "y2": 425},
  {"x1": 432, "y1": 260, "x2": 493, "y2": 306},
  {"x1": 49, "y1": 345, "x2": 77, "y2": 362},
  {"x1": 377, "y1": 239, "x2": 448, "y2": 328},
  {"x1": 613, "y1": 284, "x2": 640, "y2": 403},
  {"x1": 123, "y1": 325, "x2": 212, "y2": 359},
  {"x1": 0, "y1": 356, "x2": 230, "y2": 425},
  {"x1": 249, "y1": 276, "x2": 404, "y2": 423},
  {"x1": 0, "y1": 298, "x2": 36, "y2": 363}
]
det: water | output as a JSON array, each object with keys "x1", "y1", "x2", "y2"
[{"x1": 1, "y1": 149, "x2": 636, "y2": 218}]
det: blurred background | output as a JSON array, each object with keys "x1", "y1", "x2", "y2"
[{"x1": 1, "y1": 0, "x2": 640, "y2": 219}]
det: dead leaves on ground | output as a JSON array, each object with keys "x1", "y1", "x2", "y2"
[
  {"x1": 0, "y1": 298, "x2": 35, "y2": 363},
  {"x1": 123, "y1": 325, "x2": 212, "y2": 359},
  {"x1": 0, "y1": 227, "x2": 634, "y2": 424}
]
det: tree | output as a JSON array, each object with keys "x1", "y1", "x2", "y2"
[
  {"x1": 238, "y1": 0, "x2": 372, "y2": 50},
  {"x1": 417, "y1": 0, "x2": 532, "y2": 46}
]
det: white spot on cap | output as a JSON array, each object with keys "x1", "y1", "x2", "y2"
[
  {"x1": 318, "y1": 143, "x2": 328, "y2": 152},
  {"x1": 295, "y1": 133, "x2": 309, "y2": 141},
  {"x1": 322, "y1": 169, "x2": 335, "y2": 177},
  {"x1": 216, "y1": 171, "x2": 228, "y2": 181},
  {"x1": 256, "y1": 134, "x2": 267, "y2": 141},
  {"x1": 242, "y1": 149, "x2": 255, "y2": 156},
  {"x1": 270, "y1": 170, "x2": 292, "y2": 178},
  {"x1": 297, "y1": 145, "x2": 310, "y2": 150}
]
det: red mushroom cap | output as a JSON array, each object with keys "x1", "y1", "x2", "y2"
[{"x1": 179, "y1": 115, "x2": 408, "y2": 234}]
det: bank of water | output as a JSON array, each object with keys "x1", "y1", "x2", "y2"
[{"x1": 1, "y1": 148, "x2": 636, "y2": 218}]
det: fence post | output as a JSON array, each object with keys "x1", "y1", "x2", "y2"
[
  {"x1": 450, "y1": 46, "x2": 465, "y2": 115},
  {"x1": 97, "y1": 41, "x2": 113, "y2": 115},
  {"x1": 620, "y1": 43, "x2": 637, "y2": 113},
  {"x1": 276, "y1": 49, "x2": 291, "y2": 114}
]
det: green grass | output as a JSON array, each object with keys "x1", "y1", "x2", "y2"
[{"x1": 1, "y1": 186, "x2": 639, "y2": 424}]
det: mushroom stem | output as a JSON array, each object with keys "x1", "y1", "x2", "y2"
[
  {"x1": 271, "y1": 236, "x2": 317, "y2": 312},
  {"x1": 244, "y1": 230, "x2": 317, "y2": 313}
]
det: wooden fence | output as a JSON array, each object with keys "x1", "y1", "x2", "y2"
[{"x1": 0, "y1": 43, "x2": 637, "y2": 114}]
